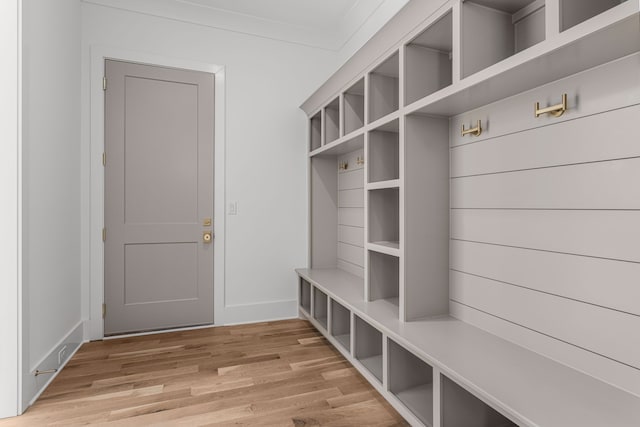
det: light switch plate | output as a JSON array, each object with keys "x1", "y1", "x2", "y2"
[{"x1": 228, "y1": 201, "x2": 238, "y2": 215}]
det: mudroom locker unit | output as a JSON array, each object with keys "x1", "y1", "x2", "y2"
[{"x1": 296, "y1": 0, "x2": 640, "y2": 426}]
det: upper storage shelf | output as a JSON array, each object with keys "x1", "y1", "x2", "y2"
[
  {"x1": 561, "y1": 0, "x2": 629, "y2": 32},
  {"x1": 324, "y1": 97, "x2": 340, "y2": 145},
  {"x1": 414, "y1": 0, "x2": 639, "y2": 116},
  {"x1": 461, "y1": 0, "x2": 546, "y2": 79},
  {"x1": 369, "y1": 51, "x2": 399, "y2": 123},
  {"x1": 405, "y1": 9, "x2": 453, "y2": 105},
  {"x1": 343, "y1": 78, "x2": 365, "y2": 135},
  {"x1": 303, "y1": 0, "x2": 639, "y2": 120}
]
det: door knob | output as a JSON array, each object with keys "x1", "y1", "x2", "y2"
[{"x1": 203, "y1": 231, "x2": 213, "y2": 243}]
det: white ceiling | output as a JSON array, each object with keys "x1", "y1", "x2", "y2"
[{"x1": 83, "y1": 0, "x2": 407, "y2": 50}]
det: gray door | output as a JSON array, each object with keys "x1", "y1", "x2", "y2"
[{"x1": 104, "y1": 60, "x2": 214, "y2": 335}]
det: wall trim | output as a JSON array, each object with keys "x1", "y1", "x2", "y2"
[
  {"x1": 223, "y1": 299, "x2": 299, "y2": 325},
  {"x1": 87, "y1": 46, "x2": 227, "y2": 340},
  {"x1": 21, "y1": 321, "x2": 84, "y2": 410},
  {"x1": 0, "y1": 0, "x2": 22, "y2": 419}
]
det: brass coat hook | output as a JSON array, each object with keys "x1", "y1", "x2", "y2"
[
  {"x1": 461, "y1": 120, "x2": 482, "y2": 137},
  {"x1": 535, "y1": 93, "x2": 567, "y2": 118}
]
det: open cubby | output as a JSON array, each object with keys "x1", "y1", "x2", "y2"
[
  {"x1": 331, "y1": 299, "x2": 351, "y2": 352},
  {"x1": 355, "y1": 316, "x2": 383, "y2": 382},
  {"x1": 369, "y1": 51, "x2": 399, "y2": 122},
  {"x1": 325, "y1": 97, "x2": 340, "y2": 144},
  {"x1": 561, "y1": 0, "x2": 628, "y2": 31},
  {"x1": 388, "y1": 339, "x2": 434, "y2": 426},
  {"x1": 313, "y1": 288, "x2": 328, "y2": 329},
  {"x1": 442, "y1": 375, "x2": 517, "y2": 427},
  {"x1": 344, "y1": 79, "x2": 365, "y2": 135},
  {"x1": 461, "y1": 0, "x2": 546, "y2": 78},
  {"x1": 300, "y1": 279, "x2": 311, "y2": 314},
  {"x1": 368, "y1": 251, "x2": 399, "y2": 306},
  {"x1": 405, "y1": 10, "x2": 453, "y2": 105},
  {"x1": 368, "y1": 188, "x2": 399, "y2": 246},
  {"x1": 368, "y1": 120, "x2": 399, "y2": 183},
  {"x1": 310, "y1": 111, "x2": 322, "y2": 151}
]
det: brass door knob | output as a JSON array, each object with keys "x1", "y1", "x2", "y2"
[{"x1": 203, "y1": 231, "x2": 213, "y2": 243}]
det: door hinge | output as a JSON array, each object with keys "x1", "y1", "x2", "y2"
[
  {"x1": 102, "y1": 303, "x2": 106, "y2": 319},
  {"x1": 102, "y1": 152, "x2": 106, "y2": 166},
  {"x1": 103, "y1": 77, "x2": 107, "y2": 91},
  {"x1": 102, "y1": 228, "x2": 106, "y2": 242}
]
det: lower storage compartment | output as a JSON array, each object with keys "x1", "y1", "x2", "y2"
[
  {"x1": 355, "y1": 315, "x2": 383, "y2": 382},
  {"x1": 300, "y1": 279, "x2": 311, "y2": 314},
  {"x1": 331, "y1": 299, "x2": 351, "y2": 352},
  {"x1": 442, "y1": 375, "x2": 516, "y2": 427},
  {"x1": 313, "y1": 288, "x2": 328, "y2": 329},
  {"x1": 388, "y1": 339, "x2": 434, "y2": 426}
]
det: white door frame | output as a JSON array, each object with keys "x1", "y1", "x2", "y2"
[{"x1": 88, "y1": 46, "x2": 226, "y2": 340}]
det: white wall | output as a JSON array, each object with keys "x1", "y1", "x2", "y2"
[
  {"x1": 0, "y1": 0, "x2": 20, "y2": 419},
  {"x1": 21, "y1": 0, "x2": 82, "y2": 406},
  {"x1": 81, "y1": 3, "x2": 341, "y2": 325}
]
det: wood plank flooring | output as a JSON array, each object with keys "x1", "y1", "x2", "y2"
[{"x1": 2, "y1": 319, "x2": 407, "y2": 426}]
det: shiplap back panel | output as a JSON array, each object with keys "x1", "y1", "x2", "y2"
[
  {"x1": 338, "y1": 149, "x2": 365, "y2": 278},
  {"x1": 449, "y1": 53, "x2": 640, "y2": 396}
]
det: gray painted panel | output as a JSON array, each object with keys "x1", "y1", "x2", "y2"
[
  {"x1": 452, "y1": 157, "x2": 640, "y2": 209},
  {"x1": 338, "y1": 208, "x2": 365, "y2": 228},
  {"x1": 338, "y1": 168, "x2": 365, "y2": 190},
  {"x1": 450, "y1": 53, "x2": 640, "y2": 147},
  {"x1": 337, "y1": 259, "x2": 364, "y2": 278},
  {"x1": 451, "y1": 240, "x2": 640, "y2": 316},
  {"x1": 338, "y1": 225, "x2": 364, "y2": 248},
  {"x1": 338, "y1": 189, "x2": 364, "y2": 208},
  {"x1": 450, "y1": 270, "x2": 640, "y2": 369},
  {"x1": 124, "y1": 243, "x2": 198, "y2": 304},
  {"x1": 451, "y1": 104, "x2": 640, "y2": 177},
  {"x1": 124, "y1": 77, "x2": 198, "y2": 225},
  {"x1": 338, "y1": 242, "x2": 364, "y2": 268},
  {"x1": 451, "y1": 209, "x2": 640, "y2": 263}
]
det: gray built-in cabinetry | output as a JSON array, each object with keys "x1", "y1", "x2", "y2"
[{"x1": 298, "y1": 0, "x2": 640, "y2": 426}]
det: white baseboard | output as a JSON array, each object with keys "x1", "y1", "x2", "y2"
[
  {"x1": 223, "y1": 299, "x2": 298, "y2": 325},
  {"x1": 21, "y1": 321, "x2": 85, "y2": 411}
]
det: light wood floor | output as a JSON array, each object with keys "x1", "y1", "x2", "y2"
[{"x1": 3, "y1": 319, "x2": 407, "y2": 426}]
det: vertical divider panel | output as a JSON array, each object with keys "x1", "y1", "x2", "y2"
[
  {"x1": 546, "y1": 0, "x2": 560, "y2": 38},
  {"x1": 398, "y1": 43, "x2": 406, "y2": 112},
  {"x1": 398, "y1": 113, "x2": 406, "y2": 321},
  {"x1": 451, "y1": 1, "x2": 462, "y2": 84},
  {"x1": 382, "y1": 333, "x2": 389, "y2": 389},
  {"x1": 339, "y1": 93, "x2": 345, "y2": 138},
  {"x1": 350, "y1": 311, "x2": 356, "y2": 357},
  {"x1": 363, "y1": 130, "x2": 370, "y2": 301},
  {"x1": 433, "y1": 367, "x2": 442, "y2": 427},
  {"x1": 404, "y1": 115, "x2": 449, "y2": 321}
]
